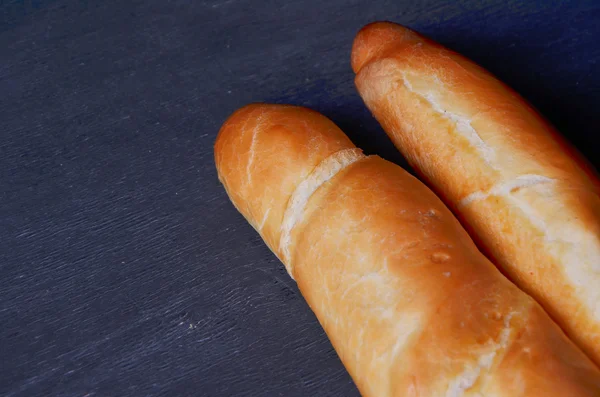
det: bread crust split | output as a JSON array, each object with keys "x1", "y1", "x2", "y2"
[
  {"x1": 215, "y1": 103, "x2": 600, "y2": 396},
  {"x1": 352, "y1": 21, "x2": 600, "y2": 366}
]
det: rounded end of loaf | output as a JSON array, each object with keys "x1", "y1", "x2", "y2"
[
  {"x1": 214, "y1": 102, "x2": 265, "y2": 172},
  {"x1": 351, "y1": 21, "x2": 424, "y2": 74},
  {"x1": 214, "y1": 103, "x2": 359, "y2": 264}
]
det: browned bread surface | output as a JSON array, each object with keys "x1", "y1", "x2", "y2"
[
  {"x1": 352, "y1": 21, "x2": 600, "y2": 365},
  {"x1": 215, "y1": 103, "x2": 600, "y2": 396}
]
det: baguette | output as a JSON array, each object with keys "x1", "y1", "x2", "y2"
[
  {"x1": 352, "y1": 21, "x2": 600, "y2": 366},
  {"x1": 214, "y1": 103, "x2": 600, "y2": 396}
]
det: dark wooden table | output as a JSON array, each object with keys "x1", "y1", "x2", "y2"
[{"x1": 2, "y1": 1, "x2": 599, "y2": 395}]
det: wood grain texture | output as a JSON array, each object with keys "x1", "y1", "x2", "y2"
[{"x1": 0, "y1": 0, "x2": 598, "y2": 396}]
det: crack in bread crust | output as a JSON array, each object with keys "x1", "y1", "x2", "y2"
[
  {"x1": 445, "y1": 312, "x2": 516, "y2": 397},
  {"x1": 400, "y1": 72, "x2": 496, "y2": 167},
  {"x1": 279, "y1": 148, "x2": 366, "y2": 276},
  {"x1": 459, "y1": 175, "x2": 556, "y2": 207}
]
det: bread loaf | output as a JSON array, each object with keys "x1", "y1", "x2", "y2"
[
  {"x1": 214, "y1": 103, "x2": 600, "y2": 396},
  {"x1": 352, "y1": 21, "x2": 600, "y2": 366}
]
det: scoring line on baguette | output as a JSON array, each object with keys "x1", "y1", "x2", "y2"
[
  {"x1": 458, "y1": 174, "x2": 555, "y2": 207},
  {"x1": 279, "y1": 147, "x2": 366, "y2": 274},
  {"x1": 399, "y1": 71, "x2": 497, "y2": 166}
]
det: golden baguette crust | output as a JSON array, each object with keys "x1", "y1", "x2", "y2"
[
  {"x1": 214, "y1": 103, "x2": 600, "y2": 396},
  {"x1": 352, "y1": 21, "x2": 600, "y2": 365},
  {"x1": 215, "y1": 104, "x2": 357, "y2": 264}
]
